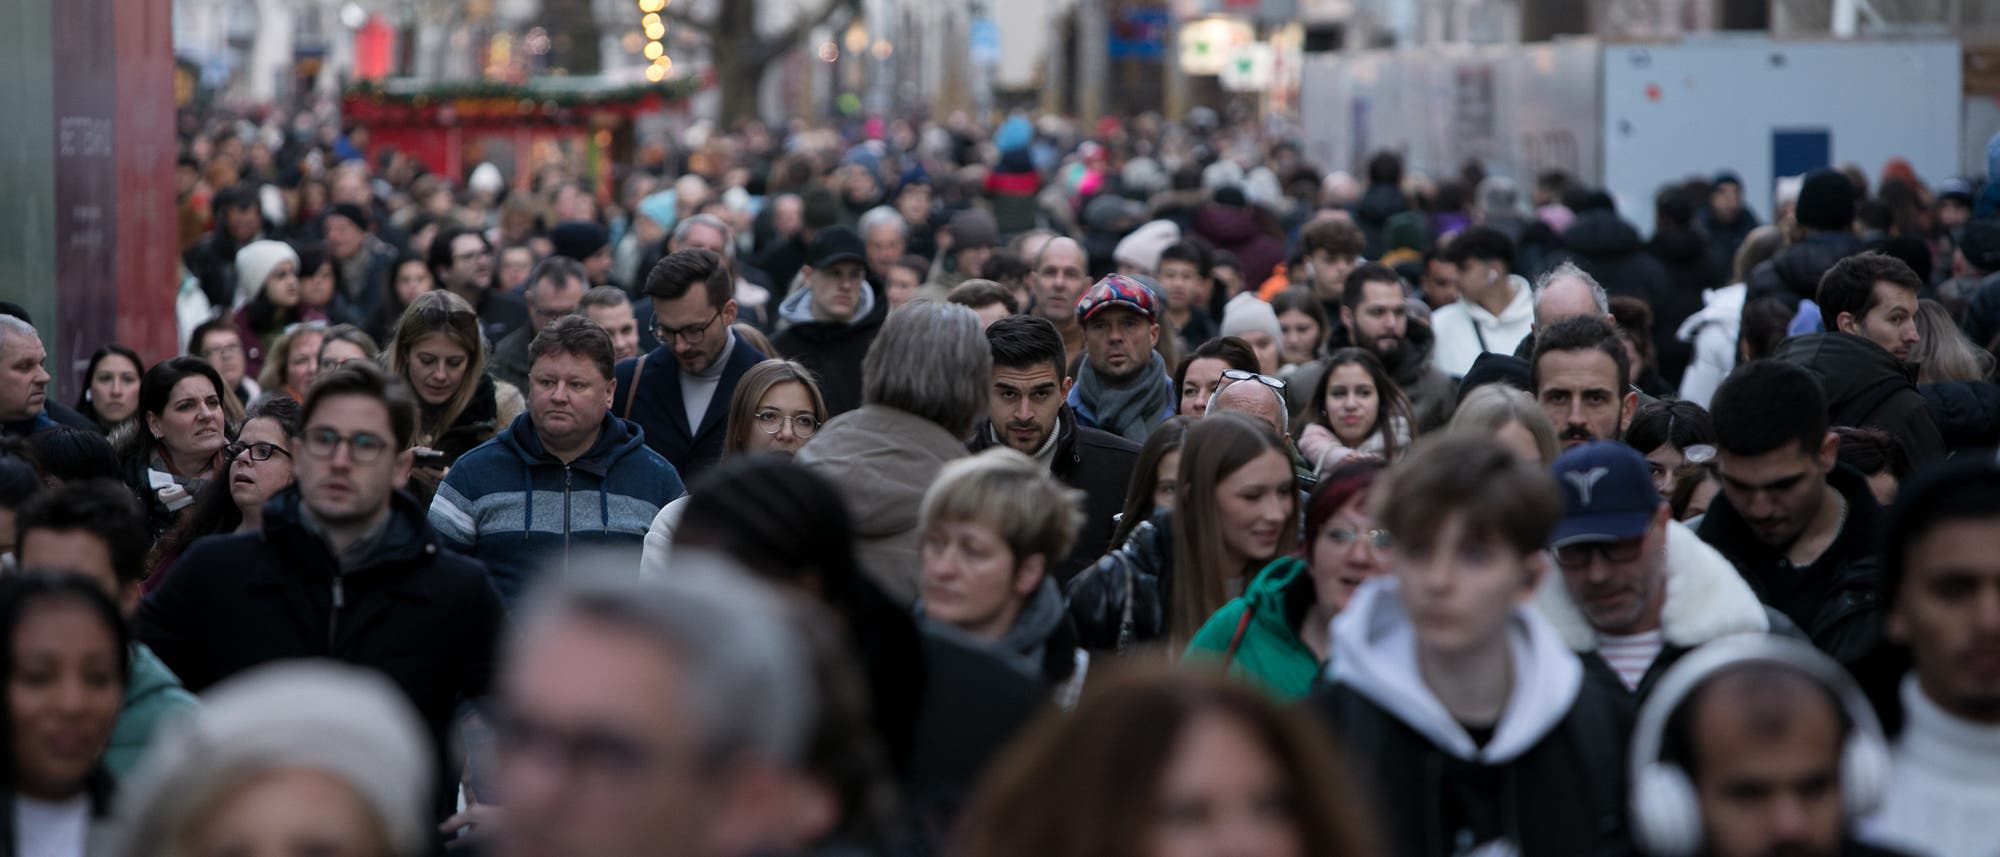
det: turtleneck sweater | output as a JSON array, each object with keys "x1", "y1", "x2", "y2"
[{"x1": 1868, "y1": 675, "x2": 2000, "y2": 857}]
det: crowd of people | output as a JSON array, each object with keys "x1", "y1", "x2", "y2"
[{"x1": 0, "y1": 105, "x2": 1998, "y2": 857}]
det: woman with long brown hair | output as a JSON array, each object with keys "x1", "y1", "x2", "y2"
[
  {"x1": 1295, "y1": 348, "x2": 1413, "y2": 475},
  {"x1": 1067, "y1": 413, "x2": 1298, "y2": 653},
  {"x1": 954, "y1": 666, "x2": 1379, "y2": 857},
  {"x1": 384, "y1": 290, "x2": 510, "y2": 467}
]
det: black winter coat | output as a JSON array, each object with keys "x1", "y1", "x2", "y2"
[
  {"x1": 427, "y1": 373, "x2": 504, "y2": 467},
  {"x1": 1774, "y1": 333, "x2": 1943, "y2": 463},
  {"x1": 770, "y1": 291, "x2": 887, "y2": 416},
  {"x1": 1747, "y1": 232, "x2": 1866, "y2": 309},
  {"x1": 1065, "y1": 511, "x2": 1171, "y2": 652},
  {"x1": 1560, "y1": 212, "x2": 1679, "y2": 366},
  {"x1": 1310, "y1": 683, "x2": 1635, "y2": 857},
  {"x1": 1918, "y1": 380, "x2": 2000, "y2": 450},
  {"x1": 967, "y1": 407, "x2": 1141, "y2": 584},
  {"x1": 1646, "y1": 227, "x2": 1725, "y2": 384},
  {"x1": 134, "y1": 487, "x2": 504, "y2": 823},
  {"x1": 1696, "y1": 464, "x2": 1888, "y2": 667},
  {"x1": 1956, "y1": 271, "x2": 2000, "y2": 352},
  {"x1": 613, "y1": 333, "x2": 770, "y2": 485}
]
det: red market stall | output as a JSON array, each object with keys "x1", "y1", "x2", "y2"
[{"x1": 341, "y1": 77, "x2": 702, "y2": 191}]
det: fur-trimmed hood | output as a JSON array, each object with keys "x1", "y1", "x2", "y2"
[{"x1": 1534, "y1": 519, "x2": 1769, "y2": 652}]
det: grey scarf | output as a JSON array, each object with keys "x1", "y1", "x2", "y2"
[{"x1": 1075, "y1": 351, "x2": 1173, "y2": 442}]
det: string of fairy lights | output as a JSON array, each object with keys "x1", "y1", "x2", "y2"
[{"x1": 636, "y1": 0, "x2": 673, "y2": 82}]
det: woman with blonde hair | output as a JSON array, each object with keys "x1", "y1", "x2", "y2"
[
  {"x1": 953, "y1": 666, "x2": 1379, "y2": 857},
  {"x1": 254, "y1": 321, "x2": 325, "y2": 403},
  {"x1": 1449, "y1": 384, "x2": 1560, "y2": 464},
  {"x1": 384, "y1": 290, "x2": 514, "y2": 467}
]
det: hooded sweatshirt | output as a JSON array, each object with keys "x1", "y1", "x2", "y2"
[
  {"x1": 1429, "y1": 274, "x2": 1536, "y2": 380},
  {"x1": 429, "y1": 412, "x2": 686, "y2": 604},
  {"x1": 1313, "y1": 577, "x2": 1631, "y2": 857},
  {"x1": 770, "y1": 282, "x2": 885, "y2": 416},
  {"x1": 104, "y1": 643, "x2": 200, "y2": 778},
  {"x1": 1184, "y1": 557, "x2": 1323, "y2": 701}
]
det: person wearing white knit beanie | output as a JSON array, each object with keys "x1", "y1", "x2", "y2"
[
  {"x1": 1221, "y1": 296, "x2": 1283, "y2": 375},
  {"x1": 111, "y1": 661, "x2": 435, "y2": 857}
]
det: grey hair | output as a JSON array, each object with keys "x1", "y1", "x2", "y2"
[
  {"x1": 522, "y1": 256, "x2": 588, "y2": 299},
  {"x1": 862, "y1": 300, "x2": 993, "y2": 439},
  {"x1": 671, "y1": 214, "x2": 736, "y2": 260},
  {"x1": 1533, "y1": 261, "x2": 1609, "y2": 321},
  {"x1": 858, "y1": 206, "x2": 907, "y2": 239},
  {"x1": 1208, "y1": 379, "x2": 1290, "y2": 437},
  {"x1": 0, "y1": 315, "x2": 35, "y2": 352},
  {"x1": 510, "y1": 550, "x2": 817, "y2": 766}
]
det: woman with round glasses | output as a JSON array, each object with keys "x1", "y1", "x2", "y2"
[
  {"x1": 642, "y1": 360, "x2": 830, "y2": 577},
  {"x1": 386, "y1": 290, "x2": 519, "y2": 469},
  {"x1": 145, "y1": 397, "x2": 300, "y2": 588},
  {"x1": 1185, "y1": 459, "x2": 1389, "y2": 700}
]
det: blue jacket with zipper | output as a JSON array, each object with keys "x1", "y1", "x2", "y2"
[{"x1": 430, "y1": 411, "x2": 685, "y2": 604}]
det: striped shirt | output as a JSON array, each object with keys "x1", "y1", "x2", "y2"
[{"x1": 1598, "y1": 630, "x2": 1665, "y2": 691}]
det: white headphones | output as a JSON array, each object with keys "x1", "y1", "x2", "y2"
[{"x1": 1627, "y1": 634, "x2": 1890, "y2": 857}]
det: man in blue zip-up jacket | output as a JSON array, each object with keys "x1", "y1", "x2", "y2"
[{"x1": 430, "y1": 316, "x2": 685, "y2": 605}]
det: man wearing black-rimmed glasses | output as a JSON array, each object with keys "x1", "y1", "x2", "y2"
[
  {"x1": 613, "y1": 248, "x2": 768, "y2": 483},
  {"x1": 135, "y1": 361, "x2": 504, "y2": 835}
]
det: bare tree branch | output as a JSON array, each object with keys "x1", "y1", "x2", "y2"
[
  {"x1": 745, "y1": 0, "x2": 861, "y2": 66},
  {"x1": 660, "y1": 4, "x2": 714, "y2": 38}
]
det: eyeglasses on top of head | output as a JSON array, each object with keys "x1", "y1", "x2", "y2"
[{"x1": 1222, "y1": 369, "x2": 1286, "y2": 390}]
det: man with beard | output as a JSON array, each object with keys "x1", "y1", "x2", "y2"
[
  {"x1": 1696, "y1": 361, "x2": 1887, "y2": 667},
  {"x1": 1870, "y1": 457, "x2": 2000, "y2": 857},
  {"x1": 1630, "y1": 636, "x2": 1911, "y2": 857},
  {"x1": 965, "y1": 317, "x2": 1138, "y2": 583},
  {"x1": 1531, "y1": 316, "x2": 1637, "y2": 452},
  {"x1": 1534, "y1": 441, "x2": 1796, "y2": 703},
  {"x1": 1339, "y1": 262, "x2": 1457, "y2": 431},
  {"x1": 1064, "y1": 275, "x2": 1177, "y2": 442}
]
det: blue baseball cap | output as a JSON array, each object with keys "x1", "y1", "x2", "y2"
[{"x1": 1549, "y1": 442, "x2": 1661, "y2": 547}]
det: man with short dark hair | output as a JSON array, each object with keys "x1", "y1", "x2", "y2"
[
  {"x1": 1299, "y1": 216, "x2": 1365, "y2": 311},
  {"x1": 183, "y1": 184, "x2": 268, "y2": 309},
  {"x1": 135, "y1": 362, "x2": 505, "y2": 826},
  {"x1": 490, "y1": 256, "x2": 590, "y2": 391},
  {"x1": 1644, "y1": 644, "x2": 1908, "y2": 857},
  {"x1": 771, "y1": 226, "x2": 886, "y2": 415},
  {"x1": 431, "y1": 226, "x2": 529, "y2": 342},
  {"x1": 946, "y1": 279, "x2": 1018, "y2": 328},
  {"x1": 433, "y1": 316, "x2": 684, "y2": 605},
  {"x1": 1156, "y1": 240, "x2": 1217, "y2": 352},
  {"x1": 1064, "y1": 275, "x2": 1177, "y2": 442},
  {"x1": 1340, "y1": 262, "x2": 1456, "y2": 431},
  {"x1": 1532, "y1": 315, "x2": 1637, "y2": 451},
  {"x1": 321, "y1": 202, "x2": 397, "y2": 325},
  {"x1": 1871, "y1": 457, "x2": 2000, "y2": 857},
  {"x1": 14, "y1": 479, "x2": 198, "y2": 778},
  {"x1": 581, "y1": 286, "x2": 642, "y2": 363},
  {"x1": 967, "y1": 316, "x2": 1139, "y2": 583},
  {"x1": 1696, "y1": 361, "x2": 1887, "y2": 665},
  {"x1": 617, "y1": 249, "x2": 770, "y2": 482},
  {"x1": 1431, "y1": 226, "x2": 1534, "y2": 379},
  {"x1": 1536, "y1": 442, "x2": 1794, "y2": 702},
  {"x1": 1775, "y1": 252, "x2": 1942, "y2": 462}
]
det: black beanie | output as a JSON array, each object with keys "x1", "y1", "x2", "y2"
[
  {"x1": 1795, "y1": 170, "x2": 1856, "y2": 232},
  {"x1": 550, "y1": 221, "x2": 609, "y2": 261},
  {"x1": 1457, "y1": 352, "x2": 1533, "y2": 403}
]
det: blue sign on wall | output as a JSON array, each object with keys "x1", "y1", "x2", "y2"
[
  {"x1": 1109, "y1": 9, "x2": 1169, "y2": 61},
  {"x1": 1772, "y1": 128, "x2": 1831, "y2": 182}
]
